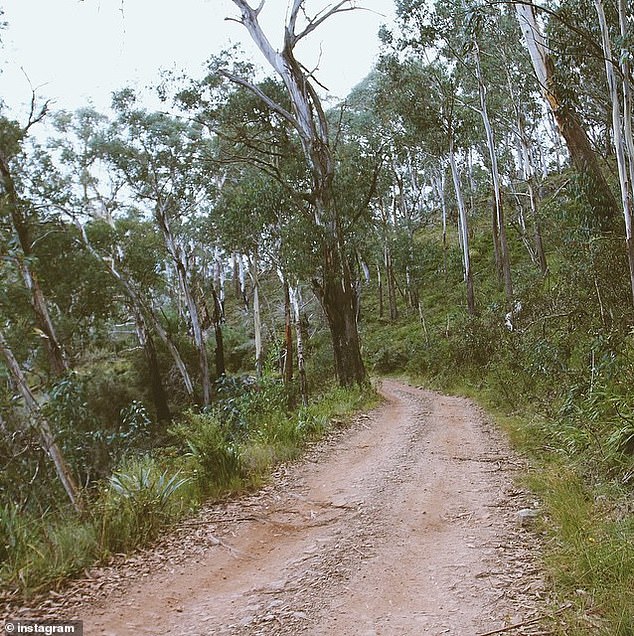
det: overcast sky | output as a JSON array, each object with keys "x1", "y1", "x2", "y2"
[{"x1": 1, "y1": 0, "x2": 393, "y2": 119}]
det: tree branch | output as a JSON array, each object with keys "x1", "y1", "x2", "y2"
[
  {"x1": 290, "y1": 1, "x2": 358, "y2": 48},
  {"x1": 230, "y1": 0, "x2": 283, "y2": 73},
  {"x1": 219, "y1": 69, "x2": 298, "y2": 128}
]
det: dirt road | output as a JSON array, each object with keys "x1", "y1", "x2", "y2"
[{"x1": 40, "y1": 380, "x2": 547, "y2": 635}]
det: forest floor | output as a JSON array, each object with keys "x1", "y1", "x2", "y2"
[{"x1": 14, "y1": 379, "x2": 554, "y2": 635}]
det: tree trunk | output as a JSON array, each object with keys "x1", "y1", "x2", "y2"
[
  {"x1": 229, "y1": 0, "x2": 366, "y2": 387},
  {"x1": 76, "y1": 222, "x2": 196, "y2": 399},
  {"x1": 156, "y1": 204, "x2": 211, "y2": 405},
  {"x1": 594, "y1": 0, "x2": 634, "y2": 304},
  {"x1": 313, "y1": 239, "x2": 366, "y2": 386},
  {"x1": 491, "y1": 194, "x2": 502, "y2": 280},
  {"x1": 516, "y1": 114, "x2": 548, "y2": 275},
  {"x1": 251, "y1": 257, "x2": 264, "y2": 378},
  {"x1": 474, "y1": 40, "x2": 513, "y2": 302},
  {"x1": 0, "y1": 151, "x2": 69, "y2": 376},
  {"x1": 0, "y1": 328, "x2": 83, "y2": 513},
  {"x1": 289, "y1": 285, "x2": 308, "y2": 406},
  {"x1": 376, "y1": 263, "x2": 384, "y2": 318},
  {"x1": 385, "y1": 244, "x2": 398, "y2": 320},
  {"x1": 210, "y1": 285, "x2": 226, "y2": 378},
  {"x1": 133, "y1": 308, "x2": 171, "y2": 425},
  {"x1": 282, "y1": 276, "x2": 294, "y2": 385},
  {"x1": 449, "y1": 140, "x2": 476, "y2": 316},
  {"x1": 515, "y1": 3, "x2": 619, "y2": 228},
  {"x1": 619, "y1": 0, "x2": 634, "y2": 208}
]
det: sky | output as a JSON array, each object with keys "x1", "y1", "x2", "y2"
[{"x1": 1, "y1": 0, "x2": 394, "y2": 119}]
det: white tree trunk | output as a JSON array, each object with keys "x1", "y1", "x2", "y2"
[
  {"x1": 594, "y1": 0, "x2": 634, "y2": 304},
  {"x1": 251, "y1": 256, "x2": 263, "y2": 377},
  {"x1": 0, "y1": 329, "x2": 83, "y2": 512},
  {"x1": 474, "y1": 39, "x2": 513, "y2": 303},
  {"x1": 290, "y1": 284, "x2": 308, "y2": 406},
  {"x1": 76, "y1": 221, "x2": 196, "y2": 398},
  {"x1": 619, "y1": 0, "x2": 634, "y2": 210},
  {"x1": 157, "y1": 205, "x2": 211, "y2": 405},
  {"x1": 448, "y1": 141, "x2": 475, "y2": 315}
]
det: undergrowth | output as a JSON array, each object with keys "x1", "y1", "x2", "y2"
[
  {"x1": 0, "y1": 378, "x2": 375, "y2": 599},
  {"x1": 361, "y1": 223, "x2": 634, "y2": 635}
]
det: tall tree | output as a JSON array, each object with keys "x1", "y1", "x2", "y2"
[
  {"x1": 593, "y1": 0, "x2": 634, "y2": 304},
  {"x1": 224, "y1": 0, "x2": 367, "y2": 386},
  {"x1": 0, "y1": 328, "x2": 82, "y2": 512},
  {"x1": 0, "y1": 110, "x2": 69, "y2": 376},
  {"x1": 515, "y1": 2, "x2": 619, "y2": 228}
]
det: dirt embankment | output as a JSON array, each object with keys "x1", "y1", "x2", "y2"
[{"x1": 13, "y1": 379, "x2": 548, "y2": 635}]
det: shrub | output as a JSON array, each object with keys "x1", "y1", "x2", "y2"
[
  {"x1": 170, "y1": 412, "x2": 243, "y2": 493},
  {"x1": 99, "y1": 455, "x2": 189, "y2": 552}
]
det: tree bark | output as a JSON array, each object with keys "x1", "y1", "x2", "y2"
[
  {"x1": 251, "y1": 256, "x2": 264, "y2": 378},
  {"x1": 75, "y1": 221, "x2": 196, "y2": 399},
  {"x1": 282, "y1": 276, "x2": 294, "y2": 385},
  {"x1": 449, "y1": 140, "x2": 476, "y2": 316},
  {"x1": 474, "y1": 40, "x2": 513, "y2": 303},
  {"x1": 376, "y1": 263, "x2": 384, "y2": 318},
  {"x1": 210, "y1": 285, "x2": 226, "y2": 378},
  {"x1": 518, "y1": 114, "x2": 548, "y2": 275},
  {"x1": 289, "y1": 285, "x2": 308, "y2": 406},
  {"x1": 133, "y1": 308, "x2": 171, "y2": 425},
  {"x1": 0, "y1": 328, "x2": 83, "y2": 512},
  {"x1": 515, "y1": 3, "x2": 619, "y2": 228},
  {"x1": 594, "y1": 0, "x2": 634, "y2": 304},
  {"x1": 385, "y1": 244, "x2": 398, "y2": 320},
  {"x1": 156, "y1": 203, "x2": 211, "y2": 405}
]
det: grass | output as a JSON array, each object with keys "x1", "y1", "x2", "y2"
[
  {"x1": 0, "y1": 380, "x2": 377, "y2": 600},
  {"x1": 414, "y1": 373, "x2": 634, "y2": 636}
]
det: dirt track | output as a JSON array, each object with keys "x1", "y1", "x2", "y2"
[{"x1": 30, "y1": 379, "x2": 548, "y2": 635}]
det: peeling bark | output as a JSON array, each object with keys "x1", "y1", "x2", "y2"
[{"x1": 515, "y1": 3, "x2": 618, "y2": 228}]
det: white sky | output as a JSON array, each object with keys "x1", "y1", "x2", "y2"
[{"x1": 1, "y1": 0, "x2": 393, "y2": 119}]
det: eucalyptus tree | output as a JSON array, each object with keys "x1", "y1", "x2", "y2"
[
  {"x1": 103, "y1": 93, "x2": 217, "y2": 405},
  {"x1": 0, "y1": 315, "x2": 82, "y2": 512},
  {"x1": 392, "y1": 0, "x2": 519, "y2": 305},
  {"x1": 375, "y1": 54, "x2": 479, "y2": 315},
  {"x1": 515, "y1": 1, "x2": 619, "y2": 228},
  {"x1": 221, "y1": 0, "x2": 368, "y2": 386},
  {"x1": 593, "y1": 0, "x2": 634, "y2": 304},
  {"x1": 50, "y1": 107, "x2": 188, "y2": 418},
  {"x1": 0, "y1": 108, "x2": 69, "y2": 376}
]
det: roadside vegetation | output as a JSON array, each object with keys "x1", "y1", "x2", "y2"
[
  {"x1": 0, "y1": 369, "x2": 374, "y2": 598},
  {"x1": 1, "y1": 1, "x2": 633, "y2": 631},
  {"x1": 362, "y1": 178, "x2": 634, "y2": 635}
]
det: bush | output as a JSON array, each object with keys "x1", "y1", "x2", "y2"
[
  {"x1": 0, "y1": 503, "x2": 98, "y2": 594},
  {"x1": 99, "y1": 455, "x2": 189, "y2": 552},
  {"x1": 170, "y1": 412, "x2": 243, "y2": 493}
]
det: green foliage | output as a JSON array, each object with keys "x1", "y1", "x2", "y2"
[
  {"x1": 528, "y1": 470, "x2": 634, "y2": 636},
  {"x1": 100, "y1": 455, "x2": 189, "y2": 552},
  {"x1": 0, "y1": 503, "x2": 98, "y2": 594},
  {"x1": 170, "y1": 411, "x2": 242, "y2": 492}
]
